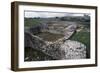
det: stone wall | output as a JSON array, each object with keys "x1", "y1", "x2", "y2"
[{"x1": 25, "y1": 31, "x2": 86, "y2": 60}]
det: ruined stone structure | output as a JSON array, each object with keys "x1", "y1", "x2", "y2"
[{"x1": 25, "y1": 23, "x2": 86, "y2": 60}]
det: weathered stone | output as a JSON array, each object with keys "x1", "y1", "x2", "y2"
[
  {"x1": 60, "y1": 40, "x2": 86, "y2": 59},
  {"x1": 24, "y1": 22, "x2": 86, "y2": 61},
  {"x1": 25, "y1": 31, "x2": 86, "y2": 60}
]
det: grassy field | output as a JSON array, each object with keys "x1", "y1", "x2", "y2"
[
  {"x1": 36, "y1": 32, "x2": 64, "y2": 42},
  {"x1": 24, "y1": 18, "x2": 41, "y2": 27},
  {"x1": 70, "y1": 31, "x2": 90, "y2": 48}
]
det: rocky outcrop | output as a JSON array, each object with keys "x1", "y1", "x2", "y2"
[
  {"x1": 25, "y1": 31, "x2": 86, "y2": 60},
  {"x1": 24, "y1": 22, "x2": 87, "y2": 61},
  {"x1": 25, "y1": 31, "x2": 63, "y2": 59},
  {"x1": 60, "y1": 40, "x2": 86, "y2": 59}
]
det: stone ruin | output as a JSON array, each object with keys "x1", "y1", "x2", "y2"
[{"x1": 25, "y1": 22, "x2": 86, "y2": 61}]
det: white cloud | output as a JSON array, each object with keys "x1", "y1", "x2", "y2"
[
  {"x1": 25, "y1": 11, "x2": 67, "y2": 18},
  {"x1": 24, "y1": 11, "x2": 88, "y2": 18}
]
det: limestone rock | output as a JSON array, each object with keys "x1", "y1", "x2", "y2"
[
  {"x1": 25, "y1": 31, "x2": 86, "y2": 60},
  {"x1": 24, "y1": 23, "x2": 86, "y2": 61},
  {"x1": 60, "y1": 40, "x2": 86, "y2": 59}
]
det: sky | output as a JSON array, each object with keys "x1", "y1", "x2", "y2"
[{"x1": 24, "y1": 11, "x2": 89, "y2": 18}]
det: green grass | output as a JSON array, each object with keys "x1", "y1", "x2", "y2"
[
  {"x1": 36, "y1": 32, "x2": 64, "y2": 42},
  {"x1": 70, "y1": 31, "x2": 90, "y2": 49},
  {"x1": 24, "y1": 18, "x2": 41, "y2": 27},
  {"x1": 69, "y1": 31, "x2": 90, "y2": 58}
]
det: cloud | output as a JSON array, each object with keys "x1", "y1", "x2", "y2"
[
  {"x1": 24, "y1": 11, "x2": 88, "y2": 18},
  {"x1": 25, "y1": 11, "x2": 67, "y2": 18}
]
